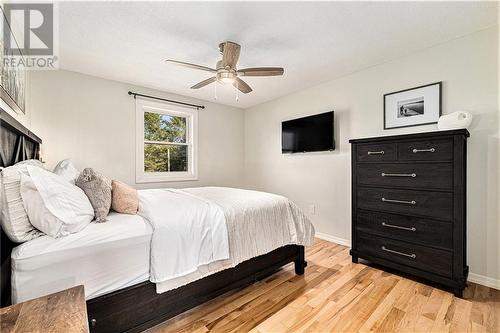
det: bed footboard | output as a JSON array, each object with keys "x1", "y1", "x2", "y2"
[{"x1": 86, "y1": 245, "x2": 305, "y2": 333}]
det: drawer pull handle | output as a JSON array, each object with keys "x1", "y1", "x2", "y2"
[
  {"x1": 412, "y1": 148, "x2": 435, "y2": 153},
  {"x1": 368, "y1": 150, "x2": 385, "y2": 155},
  {"x1": 381, "y1": 222, "x2": 417, "y2": 232},
  {"x1": 381, "y1": 173, "x2": 416, "y2": 178},
  {"x1": 381, "y1": 198, "x2": 416, "y2": 205},
  {"x1": 381, "y1": 246, "x2": 416, "y2": 259}
]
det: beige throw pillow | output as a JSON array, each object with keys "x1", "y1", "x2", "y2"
[
  {"x1": 76, "y1": 168, "x2": 112, "y2": 222},
  {"x1": 111, "y1": 180, "x2": 138, "y2": 215}
]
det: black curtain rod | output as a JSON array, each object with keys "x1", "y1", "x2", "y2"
[{"x1": 128, "y1": 91, "x2": 205, "y2": 109}]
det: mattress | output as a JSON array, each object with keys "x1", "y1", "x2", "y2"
[{"x1": 11, "y1": 212, "x2": 152, "y2": 303}]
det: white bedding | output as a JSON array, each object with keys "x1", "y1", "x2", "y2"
[
  {"x1": 11, "y1": 212, "x2": 152, "y2": 303},
  {"x1": 11, "y1": 187, "x2": 315, "y2": 303},
  {"x1": 152, "y1": 187, "x2": 315, "y2": 293},
  {"x1": 138, "y1": 189, "x2": 230, "y2": 284}
]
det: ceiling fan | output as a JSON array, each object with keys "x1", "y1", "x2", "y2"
[{"x1": 166, "y1": 41, "x2": 284, "y2": 94}]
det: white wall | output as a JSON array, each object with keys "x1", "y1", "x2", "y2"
[
  {"x1": 29, "y1": 70, "x2": 245, "y2": 189},
  {"x1": 244, "y1": 26, "x2": 499, "y2": 285}
]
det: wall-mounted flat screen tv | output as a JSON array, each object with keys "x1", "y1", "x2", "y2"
[{"x1": 282, "y1": 111, "x2": 335, "y2": 153}]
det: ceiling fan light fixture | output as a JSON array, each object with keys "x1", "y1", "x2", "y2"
[
  {"x1": 217, "y1": 71, "x2": 236, "y2": 84},
  {"x1": 218, "y1": 77, "x2": 235, "y2": 84}
]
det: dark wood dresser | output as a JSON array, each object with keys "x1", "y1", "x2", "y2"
[{"x1": 349, "y1": 129, "x2": 469, "y2": 297}]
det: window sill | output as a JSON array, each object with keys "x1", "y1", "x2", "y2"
[{"x1": 136, "y1": 172, "x2": 198, "y2": 183}]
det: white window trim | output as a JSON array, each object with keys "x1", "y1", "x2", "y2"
[{"x1": 135, "y1": 97, "x2": 198, "y2": 183}]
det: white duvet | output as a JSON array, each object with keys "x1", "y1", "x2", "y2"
[
  {"x1": 138, "y1": 189, "x2": 229, "y2": 283},
  {"x1": 138, "y1": 187, "x2": 315, "y2": 293}
]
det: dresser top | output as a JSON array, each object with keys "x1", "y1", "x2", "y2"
[{"x1": 349, "y1": 129, "x2": 469, "y2": 144}]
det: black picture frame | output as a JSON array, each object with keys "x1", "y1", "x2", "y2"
[{"x1": 383, "y1": 81, "x2": 442, "y2": 130}]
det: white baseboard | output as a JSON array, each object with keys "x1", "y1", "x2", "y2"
[
  {"x1": 315, "y1": 232, "x2": 499, "y2": 291},
  {"x1": 315, "y1": 232, "x2": 350, "y2": 247},
  {"x1": 468, "y1": 273, "x2": 500, "y2": 290}
]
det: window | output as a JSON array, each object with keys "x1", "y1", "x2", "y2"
[{"x1": 136, "y1": 98, "x2": 197, "y2": 183}]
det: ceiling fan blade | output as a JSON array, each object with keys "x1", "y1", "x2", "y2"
[
  {"x1": 191, "y1": 77, "x2": 217, "y2": 89},
  {"x1": 221, "y1": 42, "x2": 241, "y2": 69},
  {"x1": 237, "y1": 67, "x2": 284, "y2": 76},
  {"x1": 166, "y1": 60, "x2": 216, "y2": 73},
  {"x1": 233, "y1": 77, "x2": 252, "y2": 94}
]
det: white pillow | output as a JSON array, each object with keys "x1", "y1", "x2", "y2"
[
  {"x1": 0, "y1": 160, "x2": 44, "y2": 242},
  {"x1": 20, "y1": 165, "x2": 94, "y2": 238},
  {"x1": 53, "y1": 159, "x2": 80, "y2": 184}
]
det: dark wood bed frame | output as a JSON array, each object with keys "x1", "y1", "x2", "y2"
[{"x1": 0, "y1": 107, "x2": 307, "y2": 332}]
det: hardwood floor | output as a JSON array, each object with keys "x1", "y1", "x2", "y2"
[{"x1": 147, "y1": 239, "x2": 499, "y2": 333}]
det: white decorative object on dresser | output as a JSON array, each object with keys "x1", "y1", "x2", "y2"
[{"x1": 437, "y1": 111, "x2": 473, "y2": 130}]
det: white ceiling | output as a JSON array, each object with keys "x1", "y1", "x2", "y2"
[{"x1": 58, "y1": 1, "x2": 498, "y2": 109}]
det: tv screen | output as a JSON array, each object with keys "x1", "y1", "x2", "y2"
[{"x1": 282, "y1": 111, "x2": 335, "y2": 153}]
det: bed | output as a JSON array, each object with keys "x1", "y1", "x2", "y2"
[
  {"x1": 0, "y1": 108, "x2": 313, "y2": 332},
  {"x1": 11, "y1": 212, "x2": 152, "y2": 303}
]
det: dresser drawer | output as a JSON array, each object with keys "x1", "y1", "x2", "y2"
[
  {"x1": 398, "y1": 139, "x2": 453, "y2": 161},
  {"x1": 357, "y1": 187, "x2": 453, "y2": 221},
  {"x1": 356, "y1": 210, "x2": 452, "y2": 249},
  {"x1": 357, "y1": 163, "x2": 452, "y2": 190},
  {"x1": 357, "y1": 233, "x2": 452, "y2": 277},
  {"x1": 356, "y1": 143, "x2": 397, "y2": 162}
]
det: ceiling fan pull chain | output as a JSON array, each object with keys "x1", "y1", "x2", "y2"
[
  {"x1": 236, "y1": 80, "x2": 239, "y2": 101},
  {"x1": 214, "y1": 81, "x2": 217, "y2": 100}
]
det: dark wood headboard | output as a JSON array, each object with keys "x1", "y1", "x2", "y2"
[{"x1": 0, "y1": 107, "x2": 42, "y2": 307}]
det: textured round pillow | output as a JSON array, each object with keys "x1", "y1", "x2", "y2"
[
  {"x1": 75, "y1": 168, "x2": 112, "y2": 222},
  {"x1": 111, "y1": 180, "x2": 138, "y2": 215}
]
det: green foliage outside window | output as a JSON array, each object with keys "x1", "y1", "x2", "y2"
[{"x1": 144, "y1": 112, "x2": 188, "y2": 172}]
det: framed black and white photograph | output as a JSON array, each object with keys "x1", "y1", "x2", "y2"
[{"x1": 383, "y1": 82, "x2": 441, "y2": 129}]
